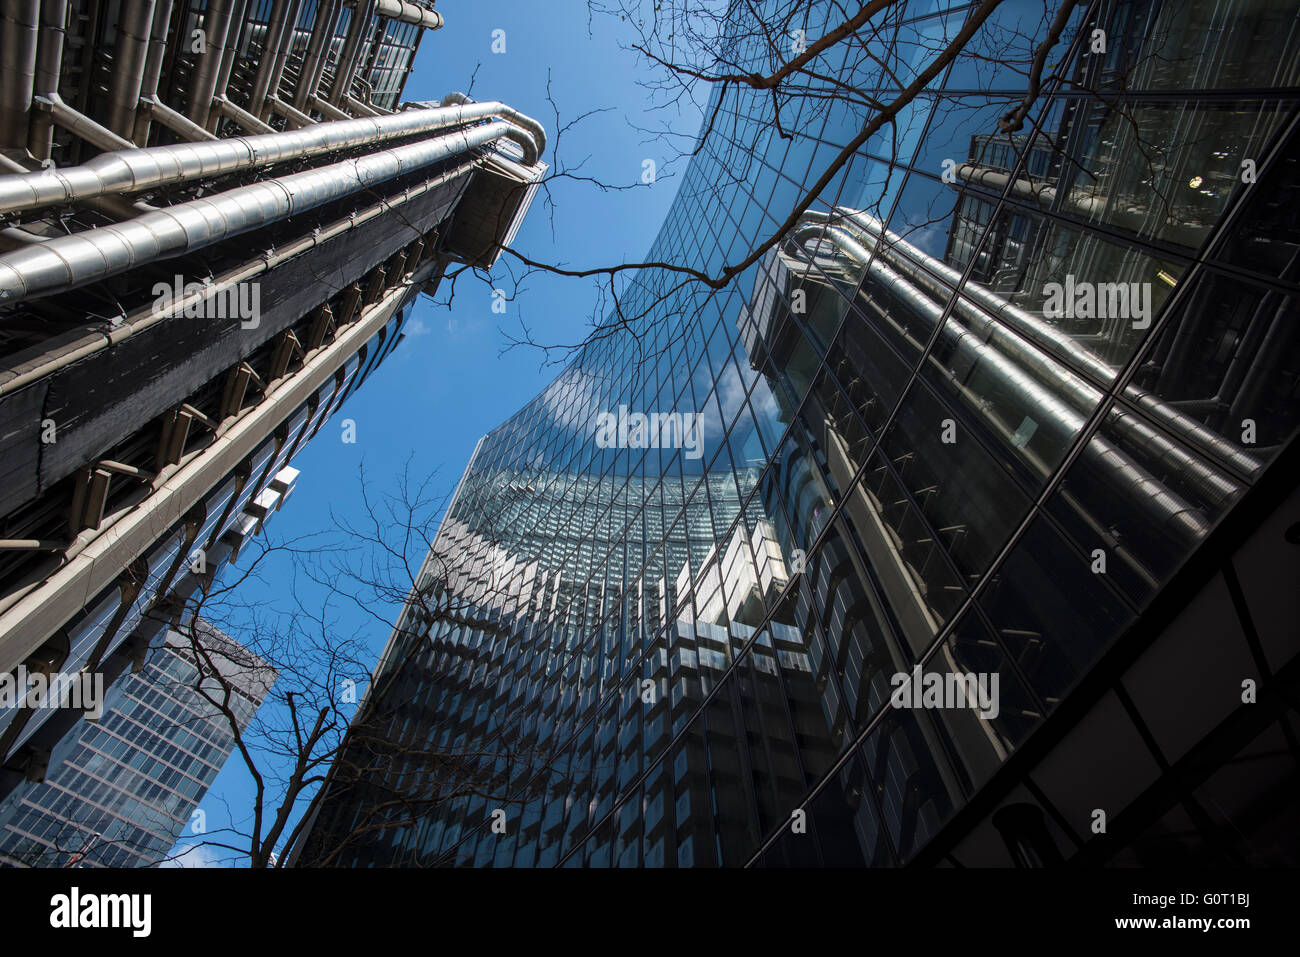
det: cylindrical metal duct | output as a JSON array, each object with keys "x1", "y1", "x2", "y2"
[
  {"x1": 211, "y1": 0, "x2": 250, "y2": 115},
  {"x1": 375, "y1": 0, "x2": 442, "y2": 30},
  {"x1": 293, "y1": 0, "x2": 341, "y2": 110},
  {"x1": 310, "y1": 96, "x2": 351, "y2": 122},
  {"x1": 249, "y1": 0, "x2": 297, "y2": 117},
  {"x1": 217, "y1": 97, "x2": 276, "y2": 134},
  {"x1": 42, "y1": 98, "x2": 135, "y2": 153},
  {"x1": 330, "y1": 0, "x2": 376, "y2": 105},
  {"x1": 0, "y1": 0, "x2": 39, "y2": 152},
  {"x1": 186, "y1": 0, "x2": 235, "y2": 123},
  {"x1": 24, "y1": 0, "x2": 133, "y2": 157},
  {"x1": 106, "y1": 0, "x2": 156, "y2": 138},
  {"x1": 142, "y1": 96, "x2": 219, "y2": 141},
  {"x1": 342, "y1": 93, "x2": 381, "y2": 117},
  {"x1": 0, "y1": 120, "x2": 513, "y2": 302},
  {"x1": 0, "y1": 154, "x2": 472, "y2": 398},
  {"x1": 132, "y1": 0, "x2": 176, "y2": 144},
  {"x1": 0, "y1": 97, "x2": 544, "y2": 216},
  {"x1": 437, "y1": 92, "x2": 546, "y2": 158},
  {"x1": 28, "y1": 0, "x2": 67, "y2": 159}
]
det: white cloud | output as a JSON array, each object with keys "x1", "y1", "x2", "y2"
[{"x1": 161, "y1": 842, "x2": 229, "y2": 868}]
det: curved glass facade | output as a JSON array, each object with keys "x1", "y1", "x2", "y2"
[{"x1": 299, "y1": 0, "x2": 1300, "y2": 867}]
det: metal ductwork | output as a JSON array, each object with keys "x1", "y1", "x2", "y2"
[
  {"x1": 957, "y1": 163, "x2": 1112, "y2": 220},
  {"x1": 331, "y1": 0, "x2": 377, "y2": 105},
  {"x1": 376, "y1": 0, "x2": 443, "y2": 30},
  {"x1": 0, "y1": 97, "x2": 544, "y2": 218},
  {"x1": 250, "y1": 0, "x2": 302, "y2": 117},
  {"x1": 26, "y1": 0, "x2": 64, "y2": 159},
  {"x1": 268, "y1": 95, "x2": 316, "y2": 128},
  {"x1": 342, "y1": 94, "x2": 381, "y2": 117},
  {"x1": 22, "y1": 0, "x2": 133, "y2": 159},
  {"x1": 293, "y1": 0, "x2": 341, "y2": 110},
  {"x1": 212, "y1": 0, "x2": 252, "y2": 115},
  {"x1": 0, "y1": 0, "x2": 38, "y2": 153},
  {"x1": 106, "y1": 0, "x2": 156, "y2": 139},
  {"x1": 141, "y1": 95, "x2": 218, "y2": 142},
  {"x1": 216, "y1": 96, "x2": 276, "y2": 134},
  {"x1": 0, "y1": 120, "x2": 514, "y2": 302},
  {"x1": 186, "y1": 0, "x2": 236, "y2": 124},
  {"x1": 132, "y1": 0, "x2": 175, "y2": 144},
  {"x1": 437, "y1": 92, "x2": 546, "y2": 159}
]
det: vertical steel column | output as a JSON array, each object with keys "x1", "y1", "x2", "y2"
[
  {"x1": 260, "y1": 0, "x2": 304, "y2": 119},
  {"x1": 0, "y1": 0, "x2": 38, "y2": 153},
  {"x1": 26, "y1": 0, "x2": 65, "y2": 160},
  {"x1": 132, "y1": 0, "x2": 175, "y2": 144},
  {"x1": 329, "y1": 0, "x2": 375, "y2": 105},
  {"x1": 212, "y1": 0, "x2": 249, "y2": 111},
  {"x1": 292, "y1": 0, "x2": 341, "y2": 110},
  {"x1": 249, "y1": 0, "x2": 292, "y2": 116},
  {"x1": 106, "y1": 0, "x2": 156, "y2": 139},
  {"x1": 186, "y1": 0, "x2": 235, "y2": 124}
]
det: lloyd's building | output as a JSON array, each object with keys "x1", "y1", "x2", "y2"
[
  {"x1": 296, "y1": 0, "x2": 1300, "y2": 868},
  {"x1": 0, "y1": 1, "x2": 545, "y2": 807}
]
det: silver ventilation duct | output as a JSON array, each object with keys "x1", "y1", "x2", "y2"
[
  {"x1": 27, "y1": 0, "x2": 133, "y2": 159},
  {"x1": 250, "y1": 0, "x2": 302, "y2": 117},
  {"x1": 0, "y1": 120, "x2": 513, "y2": 302},
  {"x1": 268, "y1": 95, "x2": 316, "y2": 129},
  {"x1": 331, "y1": 0, "x2": 378, "y2": 105},
  {"x1": 212, "y1": 0, "x2": 252, "y2": 115},
  {"x1": 376, "y1": 0, "x2": 444, "y2": 30},
  {"x1": 437, "y1": 92, "x2": 546, "y2": 160},
  {"x1": 132, "y1": 0, "x2": 175, "y2": 144},
  {"x1": 141, "y1": 96, "x2": 219, "y2": 142},
  {"x1": 24, "y1": 0, "x2": 59, "y2": 159},
  {"x1": 0, "y1": 96, "x2": 545, "y2": 217},
  {"x1": 293, "y1": 0, "x2": 341, "y2": 110},
  {"x1": 186, "y1": 0, "x2": 236, "y2": 124},
  {"x1": 106, "y1": 0, "x2": 156, "y2": 139},
  {"x1": 0, "y1": 0, "x2": 38, "y2": 152}
]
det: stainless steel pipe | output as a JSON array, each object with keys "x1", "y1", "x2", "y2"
[
  {"x1": 330, "y1": 0, "x2": 377, "y2": 105},
  {"x1": 376, "y1": 0, "x2": 443, "y2": 30},
  {"x1": 106, "y1": 0, "x2": 156, "y2": 138},
  {"x1": 0, "y1": 97, "x2": 544, "y2": 217},
  {"x1": 186, "y1": 0, "x2": 235, "y2": 124},
  {"x1": 0, "y1": 0, "x2": 38, "y2": 152},
  {"x1": 132, "y1": 0, "x2": 176, "y2": 144},
  {"x1": 250, "y1": 0, "x2": 299, "y2": 117},
  {"x1": 0, "y1": 120, "x2": 513, "y2": 302}
]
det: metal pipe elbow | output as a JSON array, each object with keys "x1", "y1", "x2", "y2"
[{"x1": 439, "y1": 92, "x2": 546, "y2": 162}]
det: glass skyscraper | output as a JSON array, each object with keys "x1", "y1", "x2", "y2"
[
  {"x1": 0, "y1": 622, "x2": 272, "y2": 868},
  {"x1": 296, "y1": 0, "x2": 1300, "y2": 867}
]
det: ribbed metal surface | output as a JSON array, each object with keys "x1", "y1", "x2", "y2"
[
  {"x1": 0, "y1": 120, "x2": 512, "y2": 301},
  {"x1": 0, "y1": 99, "x2": 543, "y2": 217}
]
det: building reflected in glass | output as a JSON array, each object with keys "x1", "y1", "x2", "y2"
[{"x1": 295, "y1": 0, "x2": 1300, "y2": 867}]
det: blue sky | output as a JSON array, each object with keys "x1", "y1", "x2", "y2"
[{"x1": 172, "y1": 1, "x2": 703, "y2": 865}]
